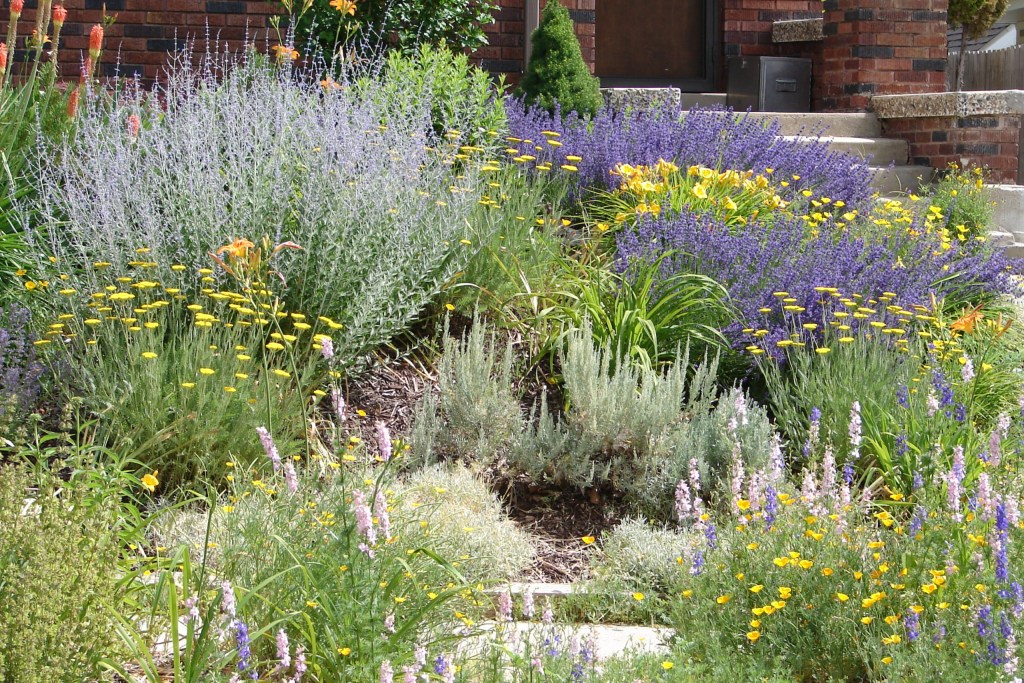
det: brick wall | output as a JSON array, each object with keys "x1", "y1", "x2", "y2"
[
  {"x1": 4, "y1": 0, "x2": 278, "y2": 81},
  {"x1": 722, "y1": 0, "x2": 818, "y2": 60},
  {"x1": 817, "y1": 0, "x2": 948, "y2": 111},
  {"x1": 882, "y1": 115, "x2": 1021, "y2": 183}
]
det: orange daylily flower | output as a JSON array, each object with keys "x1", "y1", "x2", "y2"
[
  {"x1": 950, "y1": 304, "x2": 983, "y2": 334},
  {"x1": 330, "y1": 0, "x2": 357, "y2": 15}
]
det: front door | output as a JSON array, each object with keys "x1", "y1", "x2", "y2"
[{"x1": 595, "y1": 0, "x2": 718, "y2": 91}]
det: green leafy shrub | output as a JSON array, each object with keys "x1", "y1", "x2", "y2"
[
  {"x1": 282, "y1": 0, "x2": 498, "y2": 59},
  {"x1": 519, "y1": 0, "x2": 602, "y2": 117},
  {"x1": 357, "y1": 42, "x2": 508, "y2": 150},
  {"x1": 0, "y1": 464, "x2": 123, "y2": 683}
]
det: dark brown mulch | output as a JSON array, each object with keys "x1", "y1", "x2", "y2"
[
  {"x1": 340, "y1": 339, "x2": 617, "y2": 584},
  {"x1": 495, "y1": 475, "x2": 622, "y2": 583}
]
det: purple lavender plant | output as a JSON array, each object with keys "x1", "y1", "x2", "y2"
[
  {"x1": 614, "y1": 212, "x2": 1018, "y2": 349},
  {"x1": 0, "y1": 305, "x2": 45, "y2": 425},
  {"x1": 505, "y1": 101, "x2": 876, "y2": 209}
]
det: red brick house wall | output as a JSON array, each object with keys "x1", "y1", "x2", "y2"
[{"x1": 5, "y1": 0, "x2": 277, "y2": 82}]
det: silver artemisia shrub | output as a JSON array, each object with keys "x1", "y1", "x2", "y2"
[{"x1": 29, "y1": 47, "x2": 514, "y2": 369}]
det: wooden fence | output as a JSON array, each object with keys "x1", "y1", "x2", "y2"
[
  {"x1": 947, "y1": 45, "x2": 1024, "y2": 90},
  {"x1": 947, "y1": 46, "x2": 1024, "y2": 183}
]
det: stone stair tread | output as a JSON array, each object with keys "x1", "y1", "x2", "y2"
[
  {"x1": 779, "y1": 135, "x2": 909, "y2": 165},
  {"x1": 869, "y1": 165, "x2": 935, "y2": 194}
]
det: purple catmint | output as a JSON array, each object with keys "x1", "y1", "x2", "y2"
[
  {"x1": 283, "y1": 459, "x2": 298, "y2": 494},
  {"x1": 961, "y1": 354, "x2": 975, "y2": 382},
  {"x1": 933, "y1": 624, "x2": 947, "y2": 643},
  {"x1": 842, "y1": 462, "x2": 855, "y2": 486},
  {"x1": 996, "y1": 498, "x2": 1011, "y2": 583},
  {"x1": 384, "y1": 613, "x2": 396, "y2": 633},
  {"x1": 234, "y1": 620, "x2": 258, "y2": 680},
  {"x1": 353, "y1": 490, "x2": 377, "y2": 546},
  {"x1": 376, "y1": 421, "x2": 392, "y2": 462},
  {"x1": 523, "y1": 589, "x2": 535, "y2": 619},
  {"x1": 952, "y1": 446, "x2": 967, "y2": 483},
  {"x1": 256, "y1": 426, "x2": 282, "y2": 473},
  {"x1": 221, "y1": 580, "x2": 237, "y2": 619},
  {"x1": 691, "y1": 550, "x2": 705, "y2": 576},
  {"x1": 414, "y1": 643, "x2": 427, "y2": 668},
  {"x1": 746, "y1": 470, "x2": 763, "y2": 512},
  {"x1": 183, "y1": 595, "x2": 200, "y2": 624},
  {"x1": 704, "y1": 523, "x2": 718, "y2": 550},
  {"x1": 734, "y1": 391, "x2": 749, "y2": 426},
  {"x1": 380, "y1": 661, "x2": 394, "y2": 683},
  {"x1": 912, "y1": 470, "x2": 924, "y2": 491},
  {"x1": 932, "y1": 369, "x2": 956, "y2": 410},
  {"x1": 896, "y1": 385, "x2": 909, "y2": 410},
  {"x1": 954, "y1": 403, "x2": 968, "y2": 423},
  {"x1": 979, "y1": 605, "x2": 994, "y2": 639},
  {"x1": 497, "y1": 589, "x2": 513, "y2": 622},
  {"x1": 905, "y1": 608, "x2": 920, "y2": 642},
  {"x1": 374, "y1": 490, "x2": 390, "y2": 541},
  {"x1": 276, "y1": 629, "x2": 291, "y2": 670},
  {"x1": 402, "y1": 666, "x2": 417, "y2": 683},
  {"x1": 848, "y1": 401, "x2": 862, "y2": 457},
  {"x1": 764, "y1": 485, "x2": 778, "y2": 529},
  {"x1": 909, "y1": 506, "x2": 926, "y2": 536}
]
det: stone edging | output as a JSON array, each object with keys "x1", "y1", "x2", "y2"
[
  {"x1": 772, "y1": 18, "x2": 824, "y2": 43},
  {"x1": 872, "y1": 90, "x2": 1024, "y2": 119}
]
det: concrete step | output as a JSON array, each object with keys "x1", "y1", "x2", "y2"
[
  {"x1": 988, "y1": 184, "x2": 1024, "y2": 244},
  {"x1": 741, "y1": 112, "x2": 882, "y2": 137},
  {"x1": 681, "y1": 92, "x2": 728, "y2": 109},
  {"x1": 870, "y1": 165, "x2": 936, "y2": 194},
  {"x1": 781, "y1": 135, "x2": 909, "y2": 166}
]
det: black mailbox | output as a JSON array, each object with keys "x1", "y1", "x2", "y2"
[{"x1": 726, "y1": 56, "x2": 812, "y2": 112}]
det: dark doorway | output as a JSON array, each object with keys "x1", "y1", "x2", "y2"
[{"x1": 595, "y1": 0, "x2": 719, "y2": 91}]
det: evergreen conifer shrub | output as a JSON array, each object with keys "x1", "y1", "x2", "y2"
[{"x1": 519, "y1": 0, "x2": 602, "y2": 117}]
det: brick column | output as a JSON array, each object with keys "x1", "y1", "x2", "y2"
[
  {"x1": 723, "y1": 0, "x2": 818, "y2": 60},
  {"x1": 817, "y1": 0, "x2": 947, "y2": 112}
]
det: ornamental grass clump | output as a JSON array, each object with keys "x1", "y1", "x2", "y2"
[
  {"x1": 28, "y1": 48, "x2": 522, "y2": 370},
  {"x1": 29, "y1": 238, "x2": 334, "y2": 488}
]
